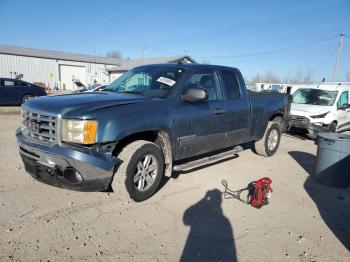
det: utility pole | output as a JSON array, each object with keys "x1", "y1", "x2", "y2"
[
  {"x1": 332, "y1": 33, "x2": 345, "y2": 81},
  {"x1": 141, "y1": 43, "x2": 145, "y2": 60}
]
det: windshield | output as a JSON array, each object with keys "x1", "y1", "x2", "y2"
[
  {"x1": 292, "y1": 88, "x2": 338, "y2": 106},
  {"x1": 105, "y1": 67, "x2": 185, "y2": 98}
]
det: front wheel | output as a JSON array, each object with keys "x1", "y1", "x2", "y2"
[
  {"x1": 253, "y1": 122, "x2": 281, "y2": 157},
  {"x1": 111, "y1": 140, "x2": 164, "y2": 202},
  {"x1": 21, "y1": 94, "x2": 34, "y2": 104}
]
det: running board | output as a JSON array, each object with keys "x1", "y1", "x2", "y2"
[{"x1": 173, "y1": 146, "x2": 243, "y2": 171}]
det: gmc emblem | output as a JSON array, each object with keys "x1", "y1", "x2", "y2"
[{"x1": 24, "y1": 120, "x2": 39, "y2": 132}]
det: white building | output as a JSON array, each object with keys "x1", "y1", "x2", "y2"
[
  {"x1": 255, "y1": 82, "x2": 302, "y2": 93},
  {"x1": 0, "y1": 44, "x2": 194, "y2": 91}
]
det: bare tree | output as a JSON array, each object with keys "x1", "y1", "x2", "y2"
[
  {"x1": 252, "y1": 68, "x2": 315, "y2": 85},
  {"x1": 251, "y1": 74, "x2": 261, "y2": 84},
  {"x1": 106, "y1": 51, "x2": 123, "y2": 59},
  {"x1": 289, "y1": 69, "x2": 303, "y2": 84},
  {"x1": 288, "y1": 68, "x2": 313, "y2": 84},
  {"x1": 302, "y1": 69, "x2": 313, "y2": 84},
  {"x1": 263, "y1": 71, "x2": 280, "y2": 83}
]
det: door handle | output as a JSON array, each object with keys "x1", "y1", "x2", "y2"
[{"x1": 213, "y1": 109, "x2": 225, "y2": 114}]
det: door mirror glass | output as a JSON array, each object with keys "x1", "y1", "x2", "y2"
[
  {"x1": 340, "y1": 104, "x2": 350, "y2": 110},
  {"x1": 182, "y1": 88, "x2": 208, "y2": 102}
]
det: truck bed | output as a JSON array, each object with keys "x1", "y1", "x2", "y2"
[{"x1": 248, "y1": 91, "x2": 290, "y2": 141}]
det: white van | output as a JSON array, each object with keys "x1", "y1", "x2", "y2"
[{"x1": 290, "y1": 82, "x2": 350, "y2": 133}]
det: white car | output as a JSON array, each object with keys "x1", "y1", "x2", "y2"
[{"x1": 290, "y1": 82, "x2": 350, "y2": 134}]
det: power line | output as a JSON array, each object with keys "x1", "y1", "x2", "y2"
[
  {"x1": 196, "y1": 35, "x2": 339, "y2": 59},
  {"x1": 230, "y1": 43, "x2": 336, "y2": 65},
  {"x1": 143, "y1": 45, "x2": 178, "y2": 56},
  {"x1": 144, "y1": 35, "x2": 339, "y2": 59},
  {"x1": 309, "y1": 45, "x2": 339, "y2": 75}
]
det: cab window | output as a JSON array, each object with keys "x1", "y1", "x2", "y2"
[
  {"x1": 184, "y1": 70, "x2": 222, "y2": 101},
  {"x1": 221, "y1": 70, "x2": 241, "y2": 99}
]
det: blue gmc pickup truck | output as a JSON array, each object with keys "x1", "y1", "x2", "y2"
[{"x1": 16, "y1": 64, "x2": 290, "y2": 201}]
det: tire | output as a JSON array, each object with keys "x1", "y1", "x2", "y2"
[
  {"x1": 21, "y1": 94, "x2": 34, "y2": 104},
  {"x1": 328, "y1": 122, "x2": 337, "y2": 133},
  {"x1": 111, "y1": 140, "x2": 164, "y2": 202},
  {"x1": 253, "y1": 122, "x2": 281, "y2": 157}
]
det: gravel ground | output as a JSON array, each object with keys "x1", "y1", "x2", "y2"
[{"x1": 0, "y1": 107, "x2": 349, "y2": 262}]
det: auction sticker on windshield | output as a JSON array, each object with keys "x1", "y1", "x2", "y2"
[{"x1": 157, "y1": 77, "x2": 176, "y2": 87}]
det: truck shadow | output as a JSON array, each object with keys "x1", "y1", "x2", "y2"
[
  {"x1": 288, "y1": 151, "x2": 350, "y2": 251},
  {"x1": 180, "y1": 189, "x2": 237, "y2": 262}
]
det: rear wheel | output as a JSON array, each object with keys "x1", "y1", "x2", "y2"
[
  {"x1": 253, "y1": 122, "x2": 281, "y2": 157},
  {"x1": 21, "y1": 94, "x2": 34, "y2": 104},
  {"x1": 111, "y1": 140, "x2": 164, "y2": 202},
  {"x1": 272, "y1": 116, "x2": 283, "y2": 130}
]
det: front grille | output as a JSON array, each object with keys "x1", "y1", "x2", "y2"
[
  {"x1": 22, "y1": 107, "x2": 57, "y2": 144},
  {"x1": 289, "y1": 115, "x2": 310, "y2": 126}
]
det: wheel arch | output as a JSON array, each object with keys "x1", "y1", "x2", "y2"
[
  {"x1": 112, "y1": 130, "x2": 173, "y2": 177},
  {"x1": 269, "y1": 112, "x2": 284, "y2": 122},
  {"x1": 21, "y1": 93, "x2": 35, "y2": 104}
]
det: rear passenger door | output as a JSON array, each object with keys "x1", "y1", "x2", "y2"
[{"x1": 220, "y1": 70, "x2": 250, "y2": 146}]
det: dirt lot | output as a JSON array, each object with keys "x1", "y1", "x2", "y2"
[{"x1": 0, "y1": 107, "x2": 349, "y2": 262}]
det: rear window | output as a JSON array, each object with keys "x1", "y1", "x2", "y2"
[
  {"x1": 221, "y1": 70, "x2": 241, "y2": 99},
  {"x1": 19, "y1": 81, "x2": 30, "y2": 87}
]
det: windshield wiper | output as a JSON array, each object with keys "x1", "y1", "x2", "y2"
[
  {"x1": 119, "y1": 91, "x2": 145, "y2": 96},
  {"x1": 102, "y1": 88, "x2": 115, "y2": 92}
]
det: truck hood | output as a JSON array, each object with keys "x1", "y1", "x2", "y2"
[
  {"x1": 24, "y1": 92, "x2": 151, "y2": 116},
  {"x1": 290, "y1": 103, "x2": 332, "y2": 117}
]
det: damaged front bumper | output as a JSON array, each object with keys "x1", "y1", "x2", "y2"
[
  {"x1": 16, "y1": 128, "x2": 118, "y2": 191},
  {"x1": 288, "y1": 117, "x2": 329, "y2": 138},
  {"x1": 289, "y1": 115, "x2": 328, "y2": 132}
]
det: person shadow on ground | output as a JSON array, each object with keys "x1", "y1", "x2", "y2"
[
  {"x1": 180, "y1": 189, "x2": 237, "y2": 262},
  {"x1": 289, "y1": 151, "x2": 350, "y2": 251}
]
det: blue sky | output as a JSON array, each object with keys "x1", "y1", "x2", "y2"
[{"x1": 0, "y1": 0, "x2": 349, "y2": 81}]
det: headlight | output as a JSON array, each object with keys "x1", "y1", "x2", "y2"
[
  {"x1": 62, "y1": 119, "x2": 97, "y2": 144},
  {"x1": 310, "y1": 112, "x2": 329, "y2": 119}
]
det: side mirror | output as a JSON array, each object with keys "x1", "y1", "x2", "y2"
[
  {"x1": 182, "y1": 88, "x2": 208, "y2": 102},
  {"x1": 340, "y1": 104, "x2": 350, "y2": 110}
]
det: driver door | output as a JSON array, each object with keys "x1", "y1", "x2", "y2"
[{"x1": 175, "y1": 69, "x2": 227, "y2": 159}]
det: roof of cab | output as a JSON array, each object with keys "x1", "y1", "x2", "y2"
[
  {"x1": 298, "y1": 82, "x2": 350, "y2": 92},
  {"x1": 134, "y1": 63, "x2": 239, "y2": 71}
]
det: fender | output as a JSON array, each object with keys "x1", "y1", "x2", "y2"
[{"x1": 322, "y1": 112, "x2": 337, "y2": 125}]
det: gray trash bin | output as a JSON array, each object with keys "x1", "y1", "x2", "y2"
[{"x1": 315, "y1": 133, "x2": 350, "y2": 187}]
